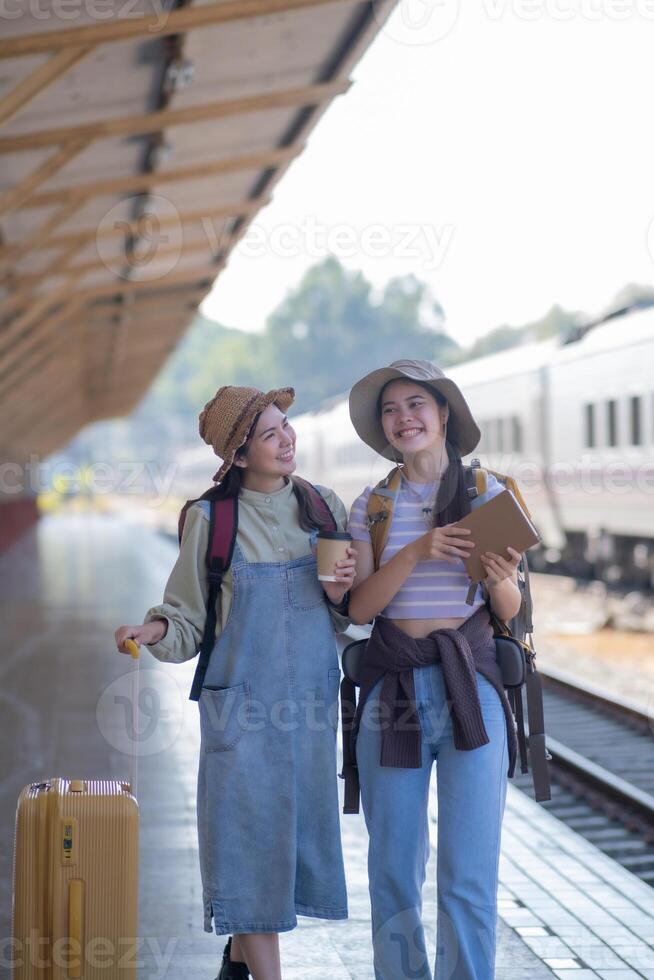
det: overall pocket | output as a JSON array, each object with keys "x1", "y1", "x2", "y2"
[
  {"x1": 199, "y1": 682, "x2": 250, "y2": 752},
  {"x1": 288, "y1": 568, "x2": 325, "y2": 611}
]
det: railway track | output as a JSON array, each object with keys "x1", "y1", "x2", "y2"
[{"x1": 514, "y1": 664, "x2": 654, "y2": 885}]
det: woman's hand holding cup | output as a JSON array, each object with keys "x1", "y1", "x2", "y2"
[{"x1": 316, "y1": 531, "x2": 357, "y2": 604}]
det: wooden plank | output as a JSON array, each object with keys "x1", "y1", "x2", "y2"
[
  {"x1": 0, "y1": 200, "x2": 84, "y2": 271},
  {"x1": 14, "y1": 234, "x2": 232, "y2": 289},
  {"x1": 0, "y1": 279, "x2": 76, "y2": 341},
  {"x1": 0, "y1": 0, "x2": 356, "y2": 58},
  {"x1": 29, "y1": 239, "x2": 92, "y2": 285},
  {"x1": 0, "y1": 296, "x2": 86, "y2": 383},
  {"x1": 1, "y1": 252, "x2": 217, "y2": 328},
  {"x1": 0, "y1": 328, "x2": 61, "y2": 399},
  {"x1": 0, "y1": 47, "x2": 92, "y2": 126},
  {"x1": 24, "y1": 146, "x2": 300, "y2": 210},
  {"x1": 0, "y1": 138, "x2": 90, "y2": 217},
  {"x1": 61, "y1": 260, "x2": 223, "y2": 304},
  {"x1": 0, "y1": 360, "x2": 72, "y2": 424},
  {"x1": 9, "y1": 382, "x2": 87, "y2": 453},
  {"x1": 88, "y1": 286, "x2": 206, "y2": 314},
  {"x1": 0, "y1": 321, "x2": 85, "y2": 424},
  {"x1": 29, "y1": 196, "x2": 269, "y2": 254},
  {"x1": 85, "y1": 310, "x2": 193, "y2": 328},
  {"x1": 0, "y1": 80, "x2": 350, "y2": 153}
]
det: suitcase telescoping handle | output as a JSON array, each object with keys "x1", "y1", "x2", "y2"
[{"x1": 121, "y1": 638, "x2": 140, "y2": 799}]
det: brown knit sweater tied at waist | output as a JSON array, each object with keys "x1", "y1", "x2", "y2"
[{"x1": 341, "y1": 606, "x2": 518, "y2": 814}]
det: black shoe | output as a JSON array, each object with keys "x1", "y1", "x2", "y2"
[{"x1": 216, "y1": 937, "x2": 250, "y2": 980}]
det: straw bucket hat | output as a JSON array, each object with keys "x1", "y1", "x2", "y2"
[
  {"x1": 349, "y1": 359, "x2": 480, "y2": 460},
  {"x1": 199, "y1": 384, "x2": 295, "y2": 482}
]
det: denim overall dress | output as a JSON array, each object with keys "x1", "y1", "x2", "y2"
[{"x1": 196, "y1": 520, "x2": 348, "y2": 936}]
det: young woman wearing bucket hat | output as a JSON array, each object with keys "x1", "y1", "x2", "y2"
[
  {"x1": 345, "y1": 360, "x2": 521, "y2": 980},
  {"x1": 114, "y1": 385, "x2": 356, "y2": 980}
]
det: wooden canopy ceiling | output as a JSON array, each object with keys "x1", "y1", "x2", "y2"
[{"x1": 0, "y1": 0, "x2": 395, "y2": 466}]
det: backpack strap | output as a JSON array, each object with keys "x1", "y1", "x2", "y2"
[
  {"x1": 178, "y1": 483, "x2": 223, "y2": 545},
  {"x1": 339, "y1": 674, "x2": 360, "y2": 814},
  {"x1": 521, "y1": 552, "x2": 534, "y2": 634},
  {"x1": 188, "y1": 496, "x2": 239, "y2": 702},
  {"x1": 293, "y1": 477, "x2": 338, "y2": 532},
  {"x1": 525, "y1": 653, "x2": 551, "y2": 801},
  {"x1": 366, "y1": 467, "x2": 402, "y2": 570}
]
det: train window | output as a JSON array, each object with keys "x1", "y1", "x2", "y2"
[
  {"x1": 511, "y1": 416, "x2": 523, "y2": 453},
  {"x1": 606, "y1": 399, "x2": 618, "y2": 447},
  {"x1": 629, "y1": 395, "x2": 642, "y2": 446},
  {"x1": 584, "y1": 403, "x2": 595, "y2": 449}
]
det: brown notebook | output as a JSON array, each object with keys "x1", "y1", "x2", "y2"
[{"x1": 454, "y1": 489, "x2": 540, "y2": 583}]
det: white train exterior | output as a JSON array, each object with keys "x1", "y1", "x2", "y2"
[{"x1": 171, "y1": 305, "x2": 654, "y2": 585}]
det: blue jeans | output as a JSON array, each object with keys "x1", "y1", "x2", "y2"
[{"x1": 355, "y1": 663, "x2": 508, "y2": 980}]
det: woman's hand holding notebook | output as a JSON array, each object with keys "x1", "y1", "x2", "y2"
[{"x1": 453, "y1": 490, "x2": 540, "y2": 583}]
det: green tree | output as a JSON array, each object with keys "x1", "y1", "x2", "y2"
[{"x1": 265, "y1": 257, "x2": 457, "y2": 412}]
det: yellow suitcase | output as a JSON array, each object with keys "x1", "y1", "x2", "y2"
[{"x1": 11, "y1": 641, "x2": 140, "y2": 980}]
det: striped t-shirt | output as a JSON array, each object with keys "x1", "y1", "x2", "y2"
[{"x1": 347, "y1": 472, "x2": 505, "y2": 620}]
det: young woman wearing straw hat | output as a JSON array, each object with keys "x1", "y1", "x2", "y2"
[
  {"x1": 346, "y1": 360, "x2": 521, "y2": 980},
  {"x1": 115, "y1": 385, "x2": 356, "y2": 980}
]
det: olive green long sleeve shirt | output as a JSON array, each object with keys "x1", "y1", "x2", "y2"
[{"x1": 143, "y1": 479, "x2": 351, "y2": 664}]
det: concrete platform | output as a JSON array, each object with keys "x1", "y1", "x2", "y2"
[{"x1": 1, "y1": 513, "x2": 653, "y2": 979}]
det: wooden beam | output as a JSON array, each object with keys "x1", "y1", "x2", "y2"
[
  {"x1": 0, "y1": 199, "x2": 84, "y2": 271},
  {"x1": 0, "y1": 327, "x2": 63, "y2": 399},
  {"x1": 27, "y1": 239, "x2": 93, "y2": 287},
  {"x1": 85, "y1": 310, "x2": 192, "y2": 327},
  {"x1": 0, "y1": 80, "x2": 350, "y2": 153},
  {"x1": 0, "y1": 324, "x2": 83, "y2": 445},
  {"x1": 0, "y1": 0, "x2": 355, "y2": 59},
  {"x1": 2, "y1": 247, "x2": 216, "y2": 326},
  {"x1": 0, "y1": 138, "x2": 90, "y2": 217},
  {"x1": 88, "y1": 285, "x2": 206, "y2": 314},
  {"x1": 62, "y1": 261, "x2": 222, "y2": 305},
  {"x1": 0, "y1": 47, "x2": 92, "y2": 126},
  {"x1": 14, "y1": 234, "x2": 233, "y2": 290},
  {"x1": 9, "y1": 382, "x2": 87, "y2": 453},
  {"x1": 23, "y1": 146, "x2": 300, "y2": 211},
  {"x1": 0, "y1": 261, "x2": 219, "y2": 352},
  {"x1": 0, "y1": 296, "x2": 86, "y2": 386},
  {"x1": 22, "y1": 195, "x2": 269, "y2": 256},
  {"x1": 0, "y1": 280, "x2": 74, "y2": 341},
  {"x1": 0, "y1": 318, "x2": 85, "y2": 425},
  {"x1": 1, "y1": 360, "x2": 72, "y2": 426}
]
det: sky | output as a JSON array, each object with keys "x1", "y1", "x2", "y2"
[{"x1": 201, "y1": 1, "x2": 654, "y2": 349}]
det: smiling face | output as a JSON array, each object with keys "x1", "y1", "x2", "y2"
[
  {"x1": 233, "y1": 403, "x2": 297, "y2": 483},
  {"x1": 379, "y1": 379, "x2": 448, "y2": 459}
]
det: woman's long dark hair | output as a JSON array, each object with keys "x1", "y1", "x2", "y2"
[
  {"x1": 207, "y1": 411, "x2": 331, "y2": 532},
  {"x1": 378, "y1": 379, "x2": 472, "y2": 528}
]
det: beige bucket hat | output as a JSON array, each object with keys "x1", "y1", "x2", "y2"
[
  {"x1": 199, "y1": 384, "x2": 295, "y2": 482},
  {"x1": 349, "y1": 359, "x2": 480, "y2": 460}
]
